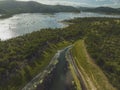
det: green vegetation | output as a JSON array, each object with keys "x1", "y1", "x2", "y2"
[
  {"x1": 0, "y1": 26, "x2": 83, "y2": 89},
  {"x1": 0, "y1": 1, "x2": 79, "y2": 19},
  {"x1": 0, "y1": 17, "x2": 120, "y2": 89},
  {"x1": 67, "y1": 18, "x2": 120, "y2": 89},
  {"x1": 84, "y1": 19, "x2": 120, "y2": 89},
  {"x1": 69, "y1": 64, "x2": 82, "y2": 90},
  {"x1": 71, "y1": 40, "x2": 116, "y2": 90}
]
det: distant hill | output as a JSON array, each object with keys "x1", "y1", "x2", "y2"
[
  {"x1": 78, "y1": 7, "x2": 94, "y2": 11},
  {"x1": 0, "y1": 1, "x2": 79, "y2": 18},
  {"x1": 78, "y1": 6, "x2": 120, "y2": 14}
]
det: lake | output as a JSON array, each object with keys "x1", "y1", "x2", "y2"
[{"x1": 0, "y1": 12, "x2": 120, "y2": 40}]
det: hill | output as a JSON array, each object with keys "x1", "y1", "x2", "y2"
[
  {"x1": 0, "y1": 1, "x2": 79, "y2": 18},
  {"x1": 79, "y1": 7, "x2": 120, "y2": 14}
]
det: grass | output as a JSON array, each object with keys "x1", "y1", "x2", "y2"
[
  {"x1": 71, "y1": 40, "x2": 116, "y2": 90},
  {"x1": 69, "y1": 63, "x2": 82, "y2": 90}
]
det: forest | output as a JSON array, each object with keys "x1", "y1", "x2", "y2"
[{"x1": 0, "y1": 17, "x2": 120, "y2": 90}]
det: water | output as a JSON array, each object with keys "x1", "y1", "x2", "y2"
[
  {"x1": 0, "y1": 12, "x2": 120, "y2": 40},
  {"x1": 48, "y1": 48, "x2": 74, "y2": 90},
  {"x1": 35, "y1": 47, "x2": 75, "y2": 90}
]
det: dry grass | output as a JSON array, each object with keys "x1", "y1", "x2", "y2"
[{"x1": 71, "y1": 40, "x2": 116, "y2": 90}]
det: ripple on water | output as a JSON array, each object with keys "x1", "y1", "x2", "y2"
[{"x1": 0, "y1": 12, "x2": 120, "y2": 40}]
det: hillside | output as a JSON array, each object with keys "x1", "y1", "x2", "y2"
[
  {"x1": 78, "y1": 7, "x2": 94, "y2": 11},
  {"x1": 78, "y1": 7, "x2": 120, "y2": 14},
  {"x1": 0, "y1": 1, "x2": 79, "y2": 18}
]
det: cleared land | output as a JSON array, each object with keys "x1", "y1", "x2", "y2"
[{"x1": 71, "y1": 40, "x2": 116, "y2": 90}]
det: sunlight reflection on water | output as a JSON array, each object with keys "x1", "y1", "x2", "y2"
[{"x1": 0, "y1": 12, "x2": 120, "y2": 40}]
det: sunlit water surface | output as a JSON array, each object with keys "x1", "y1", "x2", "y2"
[{"x1": 0, "y1": 12, "x2": 120, "y2": 40}]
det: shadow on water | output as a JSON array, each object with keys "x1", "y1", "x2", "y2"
[{"x1": 36, "y1": 48, "x2": 75, "y2": 90}]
